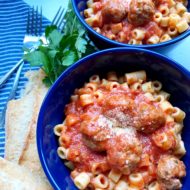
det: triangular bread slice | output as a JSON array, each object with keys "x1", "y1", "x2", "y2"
[
  {"x1": 18, "y1": 71, "x2": 50, "y2": 188},
  {"x1": 4, "y1": 90, "x2": 35, "y2": 163},
  {"x1": 0, "y1": 157, "x2": 51, "y2": 190},
  {"x1": 19, "y1": 88, "x2": 49, "y2": 180}
]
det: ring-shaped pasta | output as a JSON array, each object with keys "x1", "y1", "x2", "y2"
[
  {"x1": 169, "y1": 13, "x2": 181, "y2": 26},
  {"x1": 183, "y1": 12, "x2": 190, "y2": 23},
  {"x1": 147, "y1": 35, "x2": 160, "y2": 44},
  {"x1": 84, "y1": 8, "x2": 94, "y2": 17},
  {"x1": 108, "y1": 169, "x2": 122, "y2": 183},
  {"x1": 65, "y1": 114, "x2": 79, "y2": 126},
  {"x1": 108, "y1": 81, "x2": 120, "y2": 90},
  {"x1": 131, "y1": 29, "x2": 145, "y2": 40},
  {"x1": 59, "y1": 134, "x2": 70, "y2": 148},
  {"x1": 107, "y1": 179, "x2": 115, "y2": 190},
  {"x1": 85, "y1": 82, "x2": 97, "y2": 92},
  {"x1": 92, "y1": 174, "x2": 109, "y2": 189},
  {"x1": 89, "y1": 75, "x2": 100, "y2": 84},
  {"x1": 71, "y1": 95, "x2": 79, "y2": 102},
  {"x1": 159, "y1": 100, "x2": 174, "y2": 113},
  {"x1": 173, "y1": 123, "x2": 184, "y2": 134},
  {"x1": 74, "y1": 172, "x2": 91, "y2": 190},
  {"x1": 124, "y1": 70, "x2": 146, "y2": 85},
  {"x1": 159, "y1": 4, "x2": 170, "y2": 16},
  {"x1": 165, "y1": 115, "x2": 175, "y2": 122},
  {"x1": 176, "y1": 20, "x2": 189, "y2": 33},
  {"x1": 128, "y1": 39, "x2": 142, "y2": 45},
  {"x1": 128, "y1": 173, "x2": 144, "y2": 189},
  {"x1": 160, "y1": 16, "x2": 169, "y2": 27},
  {"x1": 167, "y1": 26, "x2": 178, "y2": 36},
  {"x1": 114, "y1": 180, "x2": 129, "y2": 190},
  {"x1": 87, "y1": 0, "x2": 94, "y2": 8},
  {"x1": 64, "y1": 161, "x2": 74, "y2": 170},
  {"x1": 93, "y1": 90, "x2": 104, "y2": 102},
  {"x1": 54, "y1": 124, "x2": 64, "y2": 136},
  {"x1": 91, "y1": 163, "x2": 106, "y2": 175},
  {"x1": 154, "y1": 12, "x2": 163, "y2": 23},
  {"x1": 144, "y1": 92, "x2": 155, "y2": 101},
  {"x1": 107, "y1": 71, "x2": 118, "y2": 82},
  {"x1": 79, "y1": 94, "x2": 94, "y2": 107},
  {"x1": 152, "y1": 132, "x2": 172, "y2": 150},
  {"x1": 57, "y1": 147, "x2": 68, "y2": 160},
  {"x1": 152, "y1": 81, "x2": 162, "y2": 92},
  {"x1": 101, "y1": 78, "x2": 109, "y2": 86},
  {"x1": 160, "y1": 34, "x2": 172, "y2": 42},
  {"x1": 130, "y1": 82, "x2": 142, "y2": 91},
  {"x1": 168, "y1": 0, "x2": 176, "y2": 7},
  {"x1": 94, "y1": 27, "x2": 101, "y2": 33},
  {"x1": 176, "y1": 2, "x2": 187, "y2": 15},
  {"x1": 172, "y1": 107, "x2": 186, "y2": 122},
  {"x1": 174, "y1": 140, "x2": 186, "y2": 156},
  {"x1": 111, "y1": 23, "x2": 123, "y2": 34},
  {"x1": 148, "y1": 181, "x2": 161, "y2": 190},
  {"x1": 120, "y1": 82, "x2": 129, "y2": 90},
  {"x1": 158, "y1": 90, "x2": 171, "y2": 100},
  {"x1": 142, "y1": 81, "x2": 154, "y2": 93}
]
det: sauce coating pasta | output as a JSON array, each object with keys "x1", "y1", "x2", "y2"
[
  {"x1": 54, "y1": 70, "x2": 186, "y2": 190},
  {"x1": 84, "y1": 0, "x2": 190, "y2": 44}
]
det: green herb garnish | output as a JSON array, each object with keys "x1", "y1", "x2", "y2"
[{"x1": 24, "y1": 2, "x2": 96, "y2": 87}]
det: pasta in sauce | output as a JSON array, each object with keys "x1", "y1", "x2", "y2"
[
  {"x1": 84, "y1": 0, "x2": 190, "y2": 44},
  {"x1": 54, "y1": 70, "x2": 186, "y2": 190}
]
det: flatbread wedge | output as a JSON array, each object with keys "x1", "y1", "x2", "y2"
[
  {"x1": 0, "y1": 157, "x2": 51, "y2": 190},
  {"x1": 4, "y1": 91, "x2": 35, "y2": 163}
]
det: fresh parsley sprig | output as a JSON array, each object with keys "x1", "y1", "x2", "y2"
[{"x1": 24, "y1": 2, "x2": 96, "y2": 87}]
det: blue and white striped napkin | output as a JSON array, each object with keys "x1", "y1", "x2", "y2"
[{"x1": 0, "y1": 0, "x2": 50, "y2": 157}]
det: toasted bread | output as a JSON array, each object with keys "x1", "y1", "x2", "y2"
[
  {"x1": 4, "y1": 91, "x2": 35, "y2": 163},
  {"x1": 0, "y1": 157, "x2": 51, "y2": 190}
]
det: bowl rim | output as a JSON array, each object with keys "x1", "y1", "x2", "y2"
[
  {"x1": 71, "y1": 0, "x2": 190, "y2": 49},
  {"x1": 37, "y1": 47, "x2": 190, "y2": 190}
]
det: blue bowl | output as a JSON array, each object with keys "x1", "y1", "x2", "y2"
[
  {"x1": 71, "y1": 0, "x2": 190, "y2": 49},
  {"x1": 37, "y1": 48, "x2": 190, "y2": 190}
]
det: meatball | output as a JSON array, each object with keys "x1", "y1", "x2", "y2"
[
  {"x1": 128, "y1": 0, "x2": 155, "y2": 26},
  {"x1": 133, "y1": 102, "x2": 166, "y2": 133},
  {"x1": 104, "y1": 108, "x2": 134, "y2": 128},
  {"x1": 157, "y1": 155, "x2": 186, "y2": 190},
  {"x1": 102, "y1": 0, "x2": 126, "y2": 23},
  {"x1": 80, "y1": 115, "x2": 113, "y2": 142},
  {"x1": 106, "y1": 132, "x2": 142, "y2": 174}
]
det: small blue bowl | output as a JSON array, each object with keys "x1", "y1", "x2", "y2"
[
  {"x1": 37, "y1": 48, "x2": 190, "y2": 190},
  {"x1": 71, "y1": 0, "x2": 190, "y2": 49}
]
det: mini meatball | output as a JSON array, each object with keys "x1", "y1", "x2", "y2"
[
  {"x1": 102, "y1": 0, "x2": 127, "y2": 23},
  {"x1": 133, "y1": 102, "x2": 166, "y2": 133},
  {"x1": 106, "y1": 132, "x2": 142, "y2": 174},
  {"x1": 157, "y1": 155, "x2": 186, "y2": 190},
  {"x1": 128, "y1": 0, "x2": 155, "y2": 26}
]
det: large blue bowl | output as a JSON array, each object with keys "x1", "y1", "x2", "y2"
[
  {"x1": 37, "y1": 48, "x2": 190, "y2": 190},
  {"x1": 71, "y1": 0, "x2": 190, "y2": 49}
]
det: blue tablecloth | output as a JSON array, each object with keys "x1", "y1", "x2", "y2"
[{"x1": 0, "y1": 0, "x2": 49, "y2": 157}]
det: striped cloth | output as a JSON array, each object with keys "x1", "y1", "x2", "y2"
[{"x1": 0, "y1": 0, "x2": 50, "y2": 157}]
